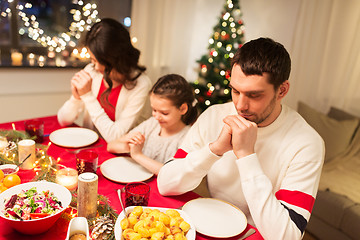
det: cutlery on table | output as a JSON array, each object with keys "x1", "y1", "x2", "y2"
[
  {"x1": 238, "y1": 228, "x2": 256, "y2": 240},
  {"x1": 65, "y1": 144, "x2": 103, "y2": 154},
  {"x1": 116, "y1": 188, "x2": 128, "y2": 219}
]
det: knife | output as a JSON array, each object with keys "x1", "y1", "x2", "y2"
[{"x1": 238, "y1": 228, "x2": 256, "y2": 240}]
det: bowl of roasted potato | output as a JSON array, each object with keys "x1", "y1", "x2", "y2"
[{"x1": 114, "y1": 206, "x2": 196, "y2": 240}]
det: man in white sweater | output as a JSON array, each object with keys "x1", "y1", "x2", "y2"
[{"x1": 157, "y1": 38, "x2": 325, "y2": 239}]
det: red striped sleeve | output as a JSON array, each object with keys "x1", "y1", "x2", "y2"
[
  {"x1": 275, "y1": 189, "x2": 315, "y2": 213},
  {"x1": 173, "y1": 148, "x2": 188, "y2": 159}
]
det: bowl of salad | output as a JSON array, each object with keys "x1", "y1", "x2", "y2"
[{"x1": 0, "y1": 181, "x2": 72, "y2": 235}]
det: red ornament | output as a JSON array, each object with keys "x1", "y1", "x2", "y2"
[
  {"x1": 221, "y1": 34, "x2": 230, "y2": 40},
  {"x1": 206, "y1": 91, "x2": 212, "y2": 97}
]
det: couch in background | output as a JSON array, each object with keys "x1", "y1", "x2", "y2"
[{"x1": 298, "y1": 102, "x2": 360, "y2": 240}]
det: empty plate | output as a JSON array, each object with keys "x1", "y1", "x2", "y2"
[
  {"x1": 49, "y1": 127, "x2": 98, "y2": 148},
  {"x1": 182, "y1": 198, "x2": 247, "y2": 238},
  {"x1": 100, "y1": 157, "x2": 153, "y2": 183}
]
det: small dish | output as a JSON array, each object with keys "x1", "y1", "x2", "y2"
[
  {"x1": 0, "y1": 164, "x2": 19, "y2": 176},
  {"x1": 66, "y1": 217, "x2": 90, "y2": 240}
]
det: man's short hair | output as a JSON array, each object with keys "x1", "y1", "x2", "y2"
[{"x1": 231, "y1": 37, "x2": 291, "y2": 89}]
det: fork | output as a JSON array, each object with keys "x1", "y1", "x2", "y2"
[{"x1": 65, "y1": 144, "x2": 103, "y2": 154}]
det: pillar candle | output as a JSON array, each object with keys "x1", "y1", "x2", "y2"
[
  {"x1": 77, "y1": 172, "x2": 98, "y2": 219},
  {"x1": 18, "y1": 139, "x2": 35, "y2": 170},
  {"x1": 0, "y1": 136, "x2": 8, "y2": 151},
  {"x1": 11, "y1": 52, "x2": 23, "y2": 66}
]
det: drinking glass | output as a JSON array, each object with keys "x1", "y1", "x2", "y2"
[
  {"x1": 24, "y1": 119, "x2": 44, "y2": 143},
  {"x1": 76, "y1": 150, "x2": 98, "y2": 174},
  {"x1": 124, "y1": 182, "x2": 150, "y2": 207}
]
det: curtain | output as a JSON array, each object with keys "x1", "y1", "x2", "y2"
[
  {"x1": 130, "y1": 0, "x2": 223, "y2": 83},
  {"x1": 287, "y1": 0, "x2": 360, "y2": 114}
]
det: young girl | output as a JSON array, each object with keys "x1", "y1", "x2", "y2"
[
  {"x1": 57, "y1": 18, "x2": 152, "y2": 143},
  {"x1": 107, "y1": 74, "x2": 198, "y2": 175}
]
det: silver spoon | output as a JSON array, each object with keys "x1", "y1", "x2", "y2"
[{"x1": 117, "y1": 188, "x2": 128, "y2": 219}]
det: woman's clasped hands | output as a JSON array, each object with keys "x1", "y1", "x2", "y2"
[{"x1": 71, "y1": 70, "x2": 93, "y2": 99}]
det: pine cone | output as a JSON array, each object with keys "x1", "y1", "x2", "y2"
[{"x1": 90, "y1": 215, "x2": 114, "y2": 240}]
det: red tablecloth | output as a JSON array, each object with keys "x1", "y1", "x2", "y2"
[{"x1": 0, "y1": 116, "x2": 262, "y2": 240}]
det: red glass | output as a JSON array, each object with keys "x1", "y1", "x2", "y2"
[
  {"x1": 76, "y1": 150, "x2": 98, "y2": 174},
  {"x1": 124, "y1": 182, "x2": 150, "y2": 207},
  {"x1": 24, "y1": 119, "x2": 44, "y2": 143}
]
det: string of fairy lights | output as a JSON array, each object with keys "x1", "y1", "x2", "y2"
[{"x1": 0, "y1": 0, "x2": 100, "y2": 58}]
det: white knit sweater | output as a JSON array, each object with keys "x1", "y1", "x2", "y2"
[
  {"x1": 158, "y1": 102, "x2": 325, "y2": 240},
  {"x1": 129, "y1": 117, "x2": 190, "y2": 163},
  {"x1": 57, "y1": 64, "x2": 152, "y2": 142}
]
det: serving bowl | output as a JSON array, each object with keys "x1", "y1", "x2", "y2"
[
  {"x1": 0, "y1": 181, "x2": 72, "y2": 235},
  {"x1": 0, "y1": 164, "x2": 19, "y2": 176}
]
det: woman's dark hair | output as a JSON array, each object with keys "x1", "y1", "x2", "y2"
[
  {"x1": 150, "y1": 74, "x2": 198, "y2": 125},
  {"x1": 85, "y1": 18, "x2": 146, "y2": 106},
  {"x1": 231, "y1": 37, "x2": 291, "y2": 90}
]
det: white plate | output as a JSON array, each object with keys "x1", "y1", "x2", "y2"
[
  {"x1": 114, "y1": 206, "x2": 196, "y2": 240},
  {"x1": 182, "y1": 198, "x2": 247, "y2": 238},
  {"x1": 49, "y1": 127, "x2": 98, "y2": 148},
  {"x1": 100, "y1": 157, "x2": 153, "y2": 183}
]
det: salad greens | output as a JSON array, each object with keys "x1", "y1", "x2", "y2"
[{"x1": 3, "y1": 187, "x2": 63, "y2": 220}]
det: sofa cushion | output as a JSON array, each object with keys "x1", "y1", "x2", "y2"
[
  {"x1": 297, "y1": 102, "x2": 359, "y2": 162},
  {"x1": 327, "y1": 106, "x2": 359, "y2": 121},
  {"x1": 340, "y1": 204, "x2": 360, "y2": 239},
  {"x1": 312, "y1": 190, "x2": 354, "y2": 228}
]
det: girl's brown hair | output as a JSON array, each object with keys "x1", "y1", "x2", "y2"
[{"x1": 150, "y1": 74, "x2": 198, "y2": 125}]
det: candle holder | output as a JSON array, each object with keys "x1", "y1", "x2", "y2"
[
  {"x1": 56, "y1": 168, "x2": 78, "y2": 191},
  {"x1": 17, "y1": 139, "x2": 35, "y2": 170}
]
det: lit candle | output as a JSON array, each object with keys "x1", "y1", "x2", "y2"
[
  {"x1": 28, "y1": 53, "x2": 35, "y2": 66},
  {"x1": 0, "y1": 136, "x2": 8, "y2": 151},
  {"x1": 56, "y1": 168, "x2": 78, "y2": 191},
  {"x1": 38, "y1": 55, "x2": 45, "y2": 67},
  {"x1": 18, "y1": 139, "x2": 35, "y2": 170},
  {"x1": 11, "y1": 51, "x2": 23, "y2": 66}
]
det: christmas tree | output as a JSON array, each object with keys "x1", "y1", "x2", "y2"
[{"x1": 192, "y1": 0, "x2": 245, "y2": 112}]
